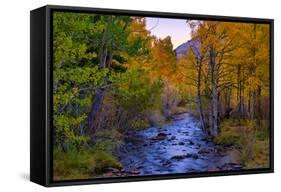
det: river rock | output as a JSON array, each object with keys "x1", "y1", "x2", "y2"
[
  {"x1": 201, "y1": 137, "x2": 212, "y2": 142},
  {"x1": 171, "y1": 155, "x2": 187, "y2": 160},
  {"x1": 158, "y1": 132, "x2": 167, "y2": 137},
  {"x1": 103, "y1": 167, "x2": 122, "y2": 177},
  {"x1": 178, "y1": 142, "x2": 185, "y2": 145},
  {"x1": 208, "y1": 167, "x2": 220, "y2": 172},
  {"x1": 168, "y1": 136, "x2": 176, "y2": 141},
  {"x1": 128, "y1": 169, "x2": 140, "y2": 175},
  {"x1": 198, "y1": 147, "x2": 213, "y2": 154},
  {"x1": 219, "y1": 163, "x2": 243, "y2": 170},
  {"x1": 214, "y1": 146, "x2": 225, "y2": 154},
  {"x1": 183, "y1": 131, "x2": 189, "y2": 135},
  {"x1": 187, "y1": 140, "x2": 194, "y2": 145},
  {"x1": 136, "y1": 165, "x2": 144, "y2": 169},
  {"x1": 151, "y1": 132, "x2": 168, "y2": 141},
  {"x1": 171, "y1": 153, "x2": 199, "y2": 160},
  {"x1": 160, "y1": 159, "x2": 172, "y2": 166},
  {"x1": 103, "y1": 172, "x2": 115, "y2": 177},
  {"x1": 105, "y1": 167, "x2": 120, "y2": 173},
  {"x1": 185, "y1": 153, "x2": 199, "y2": 159}
]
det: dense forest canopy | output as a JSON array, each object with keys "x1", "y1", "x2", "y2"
[{"x1": 52, "y1": 12, "x2": 270, "y2": 180}]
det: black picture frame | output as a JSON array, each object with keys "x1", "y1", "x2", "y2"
[{"x1": 30, "y1": 4, "x2": 274, "y2": 187}]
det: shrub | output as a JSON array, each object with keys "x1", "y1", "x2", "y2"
[
  {"x1": 132, "y1": 119, "x2": 150, "y2": 129},
  {"x1": 214, "y1": 130, "x2": 240, "y2": 146},
  {"x1": 162, "y1": 82, "x2": 179, "y2": 118},
  {"x1": 147, "y1": 110, "x2": 166, "y2": 127},
  {"x1": 110, "y1": 68, "x2": 164, "y2": 131},
  {"x1": 93, "y1": 129, "x2": 123, "y2": 151}
]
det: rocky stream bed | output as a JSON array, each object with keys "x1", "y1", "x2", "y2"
[{"x1": 102, "y1": 113, "x2": 243, "y2": 177}]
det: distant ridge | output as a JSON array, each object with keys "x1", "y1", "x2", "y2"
[{"x1": 174, "y1": 39, "x2": 200, "y2": 60}]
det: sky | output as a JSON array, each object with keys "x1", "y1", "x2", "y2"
[{"x1": 145, "y1": 17, "x2": 191, "y2": 49}]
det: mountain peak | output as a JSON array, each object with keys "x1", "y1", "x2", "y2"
[{"x1": 174, "y1": 39, "x2": 200, "y2": 59}]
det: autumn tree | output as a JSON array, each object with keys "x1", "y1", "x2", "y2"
[{"x1": 184, "y1": 21, "x2": 241, "y2": 137}]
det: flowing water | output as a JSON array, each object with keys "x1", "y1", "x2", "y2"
[{"x1": 115, "y1": 113, "x2": 243, "y2": 176}]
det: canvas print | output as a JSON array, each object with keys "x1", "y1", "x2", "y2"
[{"x1": 52, "y1": 11, "x2": 271, "y2": 181}]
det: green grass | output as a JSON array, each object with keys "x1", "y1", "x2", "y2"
[
  {"x1": 245, "y1": 139, "x2": 270, "y2": 169},
  {"x1": 215, "y1": 118, "x2": 270, "y2": 169},
  {"x1": 53, "y1": 148, "x2": 90, "y2": 181},
  {"x1": 53, "y1": 147, "x2": 122, "y2": 181},
  {"x1": 88, "y1": 150, "x2": 122, "y2": 174},
  {"x1": 53, "y1": 128, "x2": 124, "y2": 181},
  {"x1": 214, "y1": 129, "x2": 240, "y2": 146},
  {"x1": 256, "y1": 129, "x2": 269, "y2": 141},
  {"x1": 214, "y1": 119, "x2": 248, "y2": 146},
  {"x1": 132, "y1": 119, "x2": 151, "y2": 129}
]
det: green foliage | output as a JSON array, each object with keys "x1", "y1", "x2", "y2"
[
  {"x1": 108, "y1": 69, "x2": 164, "y2": 131},
  {"x1": 52, "y1": 11, "x2": 148, "y2": 150},
  {"x1": 53, "y1": 114, "x2": 89, "y2": 151},
  {"x1": 53, "y1": 12, "x2": 109, "y2": 151},
  {"x1": 60, "y1": 66, "x2": 108, "y2": 86},
  {"x1": 110, "y1": 68, "x2": 164, "y2": 112}
]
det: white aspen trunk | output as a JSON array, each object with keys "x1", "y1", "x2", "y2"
[
  {"x1": 209, "y1": 48, "x2": 219, "y2": 137},
  {"x1": 197, "y1": 60, "x2": 206, "y2": 133},
  {"x1": 209, "y1": 50, "x2": 215, "y2": 136},
  {"x1": 212, "y1": 62, "x2": 219, "y2": 137}
]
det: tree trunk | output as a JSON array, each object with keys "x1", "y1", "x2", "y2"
[
  {"x1": 212, "y1": 63, "x2": 219, "y2": 137},
  {"x1": 256, "y1": 85, "x2": 262, "y2": 129},
  {"x1": 209, "y1": 48, "x2": 219, "y2": 137},
  {"x1": 87, "y1": 87, "x2": 106, "y2": 135},
  {"x1": 197, "y1": 60, "x2": 206, "y2": 133},
  {"x1": 86, "y1": 18, "x2": 111, "y2": 135},
  {"x1": 242, "y1": 68, "x2": 245, "y2": 118},
  {"x1": 238, "y1": 64, "x2": 242, "y2": 119},
  {"x1": 248, "y1": 89, "x2": 251, "y2": 119}
]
